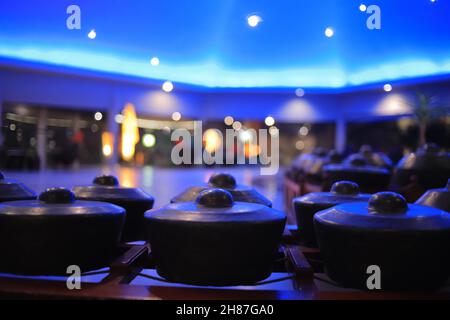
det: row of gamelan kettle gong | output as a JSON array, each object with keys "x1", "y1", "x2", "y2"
[
  {"x1": 0, "y1": 164, "x2": 449, "y2": 290},
  {"x1": 0, "y1": 171, "x2": 283, "y2": 287},
  {"x1": 288, "y1": 142, "x2": 450, "y2": 290},
  {"x1": 287, "y1": 143, "x2": 450, "y2": 202}
]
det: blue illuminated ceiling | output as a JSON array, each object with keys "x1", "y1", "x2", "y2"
[{"x1": 1, "y1": 0, "x2": 449, "y2": 89}]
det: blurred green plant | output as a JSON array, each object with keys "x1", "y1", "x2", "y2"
[{"x1": 406, "y1": 93, "x2": 450, "y2": 147}]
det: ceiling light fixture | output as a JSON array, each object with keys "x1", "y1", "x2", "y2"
[
  {"x1": 88, "y1": 29, "x2": 96, "y2": 39},
  {"x1": 150, "y1": 57, "x2": 160, "y2": 66},
  {"x1": 247, "y1": 15, "x2": 262, "y2": 28},
  {"x1": 162, "y1": 81, "x2": 174, "y2": 92},
  {"x1": 325, "y1": 27, "x2": 334, "y2": 38},
  {"x1": 383, "y1": 83, "x2": 393, "y2": 92}
]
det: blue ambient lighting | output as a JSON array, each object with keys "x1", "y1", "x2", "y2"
[{"x1": 0, "y1": 0, "x2": 449, "y2": 89}]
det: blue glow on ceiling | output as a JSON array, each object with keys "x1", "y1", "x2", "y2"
[{"x1": 1, "y1": 0, "x2": 450, "y2": 88}]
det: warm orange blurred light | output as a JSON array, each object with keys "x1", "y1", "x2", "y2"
[
  {"x1": 119, "y1": 166, "x2": 137, "y2": 188},
  {"x1": 121, "y1": 103, "x2": 140, "y2": 161},
  {"x1": 102, "y1": 131, "x2": 114, "y2": 157},
  {"x1": 203, "y1": 129, "x2": 222, "y2": 153},
  {"x1": 136, "y1": 151, "x2": 145, "y2": 166},
  {"x1": 244, "y1": 143, "x2": 261, "y2": 158}
]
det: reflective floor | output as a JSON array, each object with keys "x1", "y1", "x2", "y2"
[{"x1": 4, "y1": 166, "x2": 284, "y2": 210}]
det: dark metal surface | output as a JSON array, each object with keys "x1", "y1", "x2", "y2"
[
  {"x1": 322, "y1": 155, "x2": 391, "y2": 193},
  {"x1": 293, "y1": 181, "x2": 371, "y2": 247},
  {"x1": 358, "y1": 145, "x2": 393, "y2": 169},
  {"x1": 0, "y1": 171, "x2": 37, "y2": 202},
  {"x1": 415, "y1": 179, "x2": 450, "y2": 212},
  {"x1": 73, "y1": 175, "x2": 155, "y2": 242},
  {"x1": 146, "y1": 189, "x2": 286, "y2": 286},
  {"x1": 171, "y1": 173, "x2": 272, "y2": 207},
  {"x1": 314, "y1": 191, "x2": 450, "y2": 290},
  {"x1": 0, "y1": 244, "x2": 316, "y2": 300},
  {"x1": 72, "y1": 175, "x2": 154, "y2": 202},
  {"x1": 303, "y1": 150, "x2": 343, "y2": 185},
  {"x1": 0, "y1": 188, "x2": 125, "y2": 275},
  {"x1": 392, "y1": 144, "x2": 450, "y2": 197},
  {"x1": 0, "y1": 242, "x2": 448, "y2": 300}
]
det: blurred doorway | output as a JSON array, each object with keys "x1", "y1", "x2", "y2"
[{"x1": 1, "y1": 102, "x2": 106, "y2": 170}]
